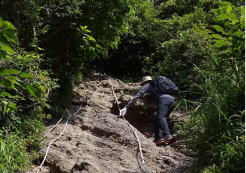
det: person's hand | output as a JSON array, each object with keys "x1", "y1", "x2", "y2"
[{"x1": 119, "y1": 108, "x2": 127, "y2": 117}]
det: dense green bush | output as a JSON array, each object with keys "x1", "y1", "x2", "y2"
[
  {"x1": 141, "y1": 9, "x2": 210, "y2": 99},
  {"x1": 188, "y1": 2, "x2": 245, "y2": 172},
  {"x1": 0, "y1": 133, "x2": 29, "y2": 173},
  {"x1": 0, "y1": 18, "x2": 57, "y2": 172}
]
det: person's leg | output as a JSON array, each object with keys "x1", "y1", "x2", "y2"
[
  {"x1": 154, "y1": 117, "x2": 160, "y2": 141},
  {"x1": 155, "y1": 95, "x2": 174, "y2": 139},
  {"x1": 154, "y1": 101, "x2": 162, "y2": 141},
  {"x1": 154, "y1": 113, "x2": 169, "y2": 140},
  {"x1": 166, "y1": 103, "x2": 175, "y2": 133},
  {"x1": 157, "y1": 104, "x2": 171, "y2": 136}
]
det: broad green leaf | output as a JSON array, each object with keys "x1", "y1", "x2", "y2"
[
  {"x1": 0, "y1": 42, "x2": 14, "y2": 54},
  {"x1": 211, "y1": 34, "x2": 223, "y2": 39},
  {"x1": 0, "y1": 91, "x2": 12, "y2": 98},
  {"x1": 87, "y1": 35, "x2": 96, "y2": 42},
  {"x1": 20, "y1": 72, "x2": 33, "y2": 78},
  {"x1": 6, "y1": 76, "x2": 18, "y2": 80},
  {"x1": 80, "y1": 26, "x2": 91, "y2": 33},
  {"x1": 217, "y1": 14, "x2": 227, "y2": 21},
  {"x1": 26, "y1": 84, "x2": 42, "y2": 99},
  {"x1": 240, "y1": 7, "x2": 245, "y2": 15},
  {"x1": 6, "y1": 76, "x2": 20, "y2": 86},
  {"x1": 33, "y1": 85, "x2": 42, "y2": 99},
  {"x1": 0, "y1": 79, "x2": 12, "y2": 88},
  {"x1": 3, "y1": 21, "x2": 15, "y2": 30},
  {"x1": 226, "y1": 4, "x2": 232, "y2": 13},
  {"x1": 212, "y1": 25, "x2": 224, "y2": 33},
  {"x1": 8, "y1": 102, "x2": 17, "y2": 111},
  {"x1": 232, "y1": 31, "x2": 244, "y2": 37},
  {"x1": 26, "y1": 84, "x2": 36, "y2": 98},
  {"x1": 3, "y1": 29, "x2": 18, "y2": 44},
  {"x1": 39, "y1": 85, "x2": 46, "y2": 93},
  {"x1": 0, "y1": 69, "x2": 21, "y2": 76},
  {"x1": 214, "y1": 40, "x2": 226, "y2": 47},
  {"x1": 227, "y1": 13, "x2": 238, "y2": 23}
]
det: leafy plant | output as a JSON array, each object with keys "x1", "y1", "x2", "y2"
[
  {"x1": 188, "y1": 2, "x2": 245, "y2": 172},
  {"x1": 0, "y1": 133, "x2": 29, "y2": 173},
  {"x1": 0, "y1": 18, "x2": 57, "y2": 172}
]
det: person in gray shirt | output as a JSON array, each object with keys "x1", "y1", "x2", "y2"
[{"x1": 120, "y1": 76, "x2": 175, "y2": 146}]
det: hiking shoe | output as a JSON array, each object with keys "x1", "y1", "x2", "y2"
[{"x1": 156, "y1": 135, "x2": 175, "y2": 146}]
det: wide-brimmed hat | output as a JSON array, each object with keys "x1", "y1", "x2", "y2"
[{"x1": 140, "y1": 76, "x2": 152, "y2": 85}]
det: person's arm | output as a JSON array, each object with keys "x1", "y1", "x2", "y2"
[{"x1": 125, "y1": 83, "x2": 150, "y2": 110}]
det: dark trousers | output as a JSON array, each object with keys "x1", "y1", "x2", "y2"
[{"x1": 155, "y1": 94, "x2": 174, "y2": 140}]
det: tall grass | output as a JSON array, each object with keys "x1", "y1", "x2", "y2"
[
  {"x1": 186, "y1": 3, "x2": 245, "y2": 172},
  {"x1": 189, "y1": 64, "x2": 244, "y2": 172},
  {"x1": 0, "y1": 133, "x2": 29, "y2": 173}
]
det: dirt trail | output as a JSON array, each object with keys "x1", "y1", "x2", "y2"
[{"x1": 27, "y1": 73, "x2": 194, "y2": 173}]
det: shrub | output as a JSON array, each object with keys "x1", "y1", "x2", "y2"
[
  {"x1": 189, "y1": 2, "x2": 245, "y2": 172},
  {"x1": 0, "y1": 18, "x2": 57, "y2": 172}
]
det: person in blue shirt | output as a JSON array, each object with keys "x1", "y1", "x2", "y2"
[{"x1": 120, "y1": 76, "x2": 175, "y2": 146}]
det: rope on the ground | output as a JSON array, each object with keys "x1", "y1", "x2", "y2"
[
  {"x1": 40, "y1": 109, "x2": 67, "y2": 142},
  {"x1": 36, "y1": 81, "x2": 101, "y2": 173},
  {"x1": 36, "y1": 106, "x2": 82, "y2": 173},
  {"x1": 106, "y1": 75, "x2": 145, "y2": 165}
]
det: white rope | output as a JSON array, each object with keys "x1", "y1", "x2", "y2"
[
  {"x1": 123, "y1": 117, "x2": 145, "y2": 164},
  {"x1": 36, "y1": 106, "x2": 82, "y2": 173},
  {"x1": 107, "y1": 76, "x2": 145, "y2": 164},
  {"x1": 36, "y1": 118, "x2": 68, "y2": 173},
  {"x1": 41, "y1": 110, "x2": 67, "y2": 141}
]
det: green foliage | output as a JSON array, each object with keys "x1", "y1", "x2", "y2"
[
  {"x1": 157, "y1": 0, "x2": 243, "y2": 19},
  {"x1": 141, "y1": 9, "x2": 210, "y2": 99},
  {"x1": 0, "y1": 18, "x2": 57, "y2": 172},
  {"x1": 188, "y1": 2, "x2": 245, "y2": 172},
  {"x1": 99, "y1": 0, "x2": 159, "y2": 77},
  {"x1": 0, "y1": 133, "x2": 29, "y2": 173},
  {"x1": 0, "y1": 18, "x2": 17, "y2": 57}
]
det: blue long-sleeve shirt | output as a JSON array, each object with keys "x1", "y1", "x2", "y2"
[{"x1": 125, "y1": 81, "x2": 158, "y2": 109}]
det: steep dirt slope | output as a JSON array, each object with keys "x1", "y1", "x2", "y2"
[{"x1": 28, "y1": 73, "x2": 193, "y2": 173}]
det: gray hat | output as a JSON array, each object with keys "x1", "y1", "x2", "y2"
[{"x1": 140, "y1": 76, "x2": 152, "y2": 85}]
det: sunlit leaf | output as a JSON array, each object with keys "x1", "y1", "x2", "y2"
[
  {"x1": 3, "y1": 29, "x2": 18, "y2": 44},
  {"x1": 211, "y1": 34, "x2": 223, "y2": 39},
  {"x1": 0, "y1": 91, "x2": 13, "y2": 98},
  {"x1": 214, "y1": 40, "x2": 226, "y2": 47},
  {"x1": 0, "y1": 42, "x2": 14, "y2": 54},
  {"x1": 3, "y1": 21, "x2": 15, "y2": 30},
  {"x1": 212, "y1": 25, "x2": 224, "y2": 33},
  {"x1": 87, "y1": 35, "x2": 96, "y2": 42},
  {"x1": 20, "y1": 72, "x2": 33, "y2": 78},
  {"x1": 39, "y1": 85, "x2": 46, "y2": 93},
  {"x1": 226, "y1": 4, "x2": 232, "y2": 13},
  {"x1": 0, "y1": 69, "x2": 20, "y2": 76},
  {"x1": 8, "y1": 102, "x2": 17, "y2": 111},
  {"x1": 26, "y1": 84, "x2": 42, "y2": 99},
  {"x1": 232, "y1": 31, "x2": 244, "y2": 37},
  {"x1": 217, "y1": 14, "x2": 227, "y2": 21}
]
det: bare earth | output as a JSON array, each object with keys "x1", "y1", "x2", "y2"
[{"x1": 27, "y1": 73, "x2": 194, "y2": 173}]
